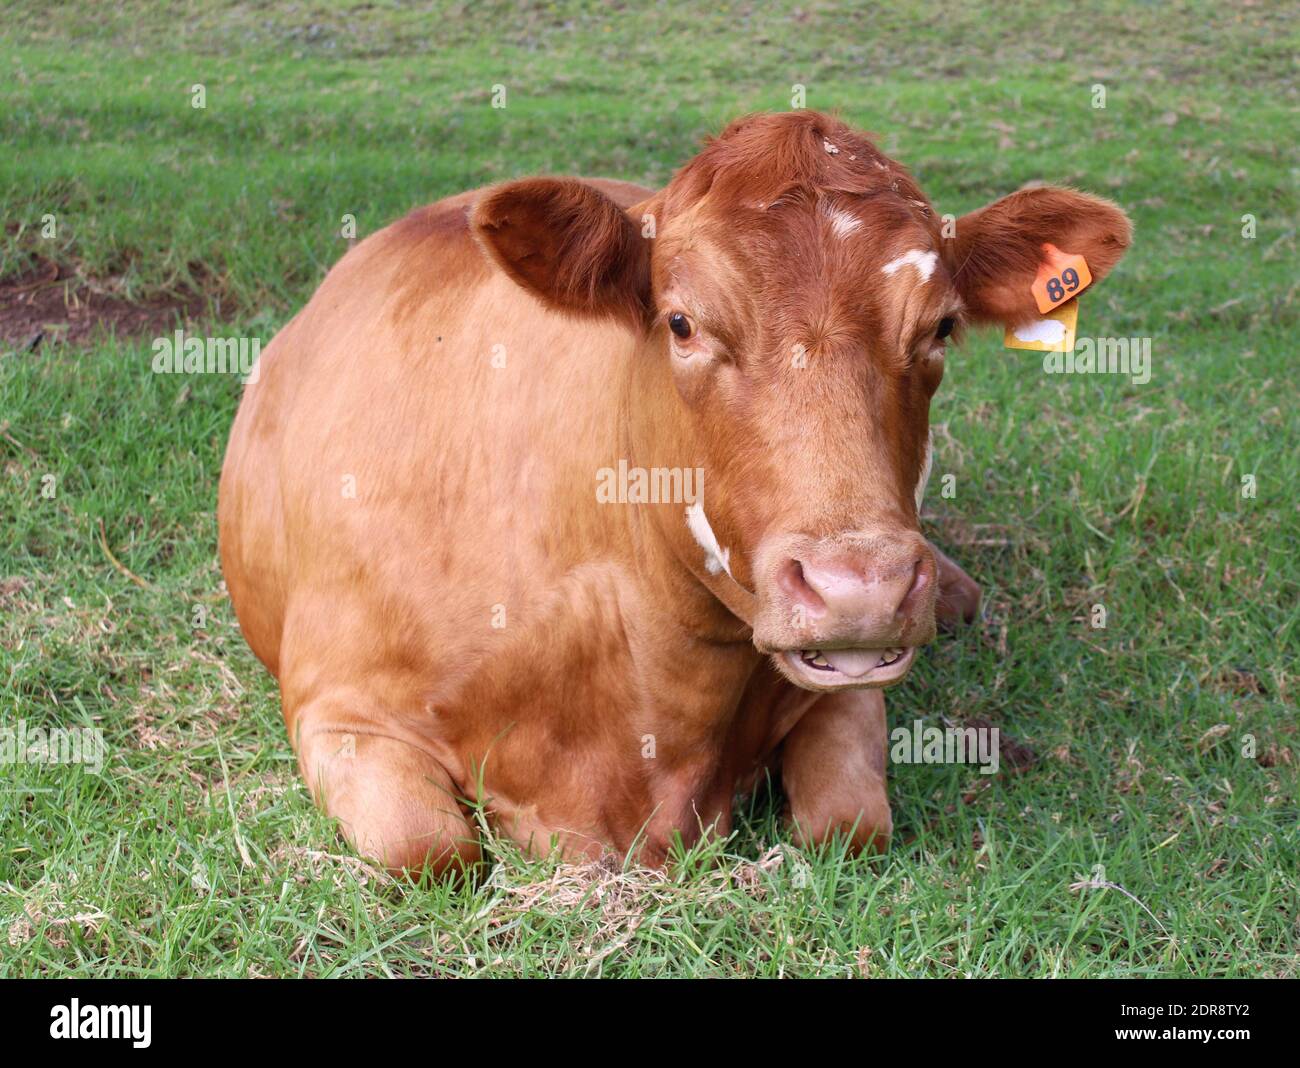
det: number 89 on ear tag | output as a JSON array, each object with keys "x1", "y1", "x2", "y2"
[{"x1": 1032, "y1": 243, "x2": 1092, "y2": 314}]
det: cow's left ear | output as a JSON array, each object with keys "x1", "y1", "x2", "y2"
[
  {"x1": 470, "y1": 178, "x2": 651, "y2": 329},
  {"x1": 944, "y1": 187, "x2": 1132, "y2": 326}
]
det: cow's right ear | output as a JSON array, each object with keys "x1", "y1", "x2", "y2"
[{"x1": 470, "y1": 178, "x2": 652, "y2": 330}]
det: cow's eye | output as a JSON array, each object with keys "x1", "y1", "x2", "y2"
[
  {"x1": 936, "y1": 317, "x2": 955, "y2": 340},
  {"x1": 669, "y1": 312, "x2": 694, "y2": 340}
]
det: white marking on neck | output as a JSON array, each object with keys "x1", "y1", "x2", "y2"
[
  {"x1": 882, "y1": 248, "x2": 938, "y2": 282},
  {"x1": 915, "y1": 430, "x2": 934, "y2": 513},
  {"x1": 685, "y1": 501, "x2": 732, "y2": 578}
]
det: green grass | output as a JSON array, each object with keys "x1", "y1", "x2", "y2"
[{"x1": 1, "y1": 0, "x2": 1296, "y2": 977}]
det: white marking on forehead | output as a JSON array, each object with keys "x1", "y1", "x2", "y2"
[
  {"x1": 822, "y1": 205, "x2": 863, "y2": 240},
  {"x1": 685, "y1": 502, "x2": 732, "y2": 578},
  {"x1": 1013, "y1": 318, "x2": 1067, "y2": 344},
  {"x1": 914, "y1": 430, "x2": 934, "y2": 513},
  {"x1": 882, "y1": 248, "x2": 938, "y2": 282}
]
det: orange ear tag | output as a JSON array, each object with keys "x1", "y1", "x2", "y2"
[
  {"x1": 1004, "y1": 298, "x2": 1078, "y2": 353},
  {"x1": 1032, "y1": 243, "x2": 1092, "y2": 314}
]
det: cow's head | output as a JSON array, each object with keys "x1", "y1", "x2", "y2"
[{"x1": 471, "y1": 112, "x2": 1131, "y2": 691}]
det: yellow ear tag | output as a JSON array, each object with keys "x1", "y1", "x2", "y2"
[{"x1": 1004, "y1": 298, "x2": 1078, "y2": 352}]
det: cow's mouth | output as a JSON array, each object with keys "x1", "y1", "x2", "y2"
[{"x1": 778, "y1": 646, "x2": 916, "y2": 690}]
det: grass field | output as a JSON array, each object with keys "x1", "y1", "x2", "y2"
[{"x1": 1, "y1": 0, "x2": 1296, "y2": 977}]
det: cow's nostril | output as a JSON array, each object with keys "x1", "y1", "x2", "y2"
[
  {"x1": 895, "y1": 557, "x2": 931, "y2": 620},
  {"x1": 777, "y1": 557, "x2": 826, "y2": 614}
]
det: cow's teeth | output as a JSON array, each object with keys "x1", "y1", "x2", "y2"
[{"x1": 800, "y1": 648, "x2": 906, "y2": 672}]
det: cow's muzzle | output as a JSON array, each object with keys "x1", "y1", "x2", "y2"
[{"x1": 751, "y1": 531, "x2": 937, "y2": 690}]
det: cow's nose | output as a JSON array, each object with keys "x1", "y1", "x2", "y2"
[{"x1": 777, "y1": 543, "x2": 934, "y2": 638}]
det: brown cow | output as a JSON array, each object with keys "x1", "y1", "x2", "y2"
[{"x1": 219, "y1": 111, "x2": 1129, "y2": 874}]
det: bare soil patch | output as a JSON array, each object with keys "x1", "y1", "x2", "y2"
[{"x1": 0, "y1": 263, "x2": 207, "y2": 352}]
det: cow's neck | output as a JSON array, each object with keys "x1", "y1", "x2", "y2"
[{"x1": 620, "y1": 333, "x2": 757, "y2": 647}]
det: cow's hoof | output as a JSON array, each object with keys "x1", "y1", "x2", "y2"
[{"x1": 788, "y1": 802, "x2": 893, "y2": 856}]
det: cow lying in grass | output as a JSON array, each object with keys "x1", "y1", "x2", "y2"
[{"x1": 219, "y1": 111, "x2": 1130, "y2": 874}]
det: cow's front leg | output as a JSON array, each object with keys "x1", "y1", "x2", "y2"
[
  {"x1": 780, "y1": 688, "x2": 891, "y2": 854},
  {"x1": 291, "y1": 695, "x2": 480, "y2": 878}
]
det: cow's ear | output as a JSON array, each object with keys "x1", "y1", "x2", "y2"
[
  {"x1": 470, "y1": 178, "x2": 651, "y2": 329},
  {"x1": 945, "y1": 187, "x2": 1132, "y2": 326}
]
